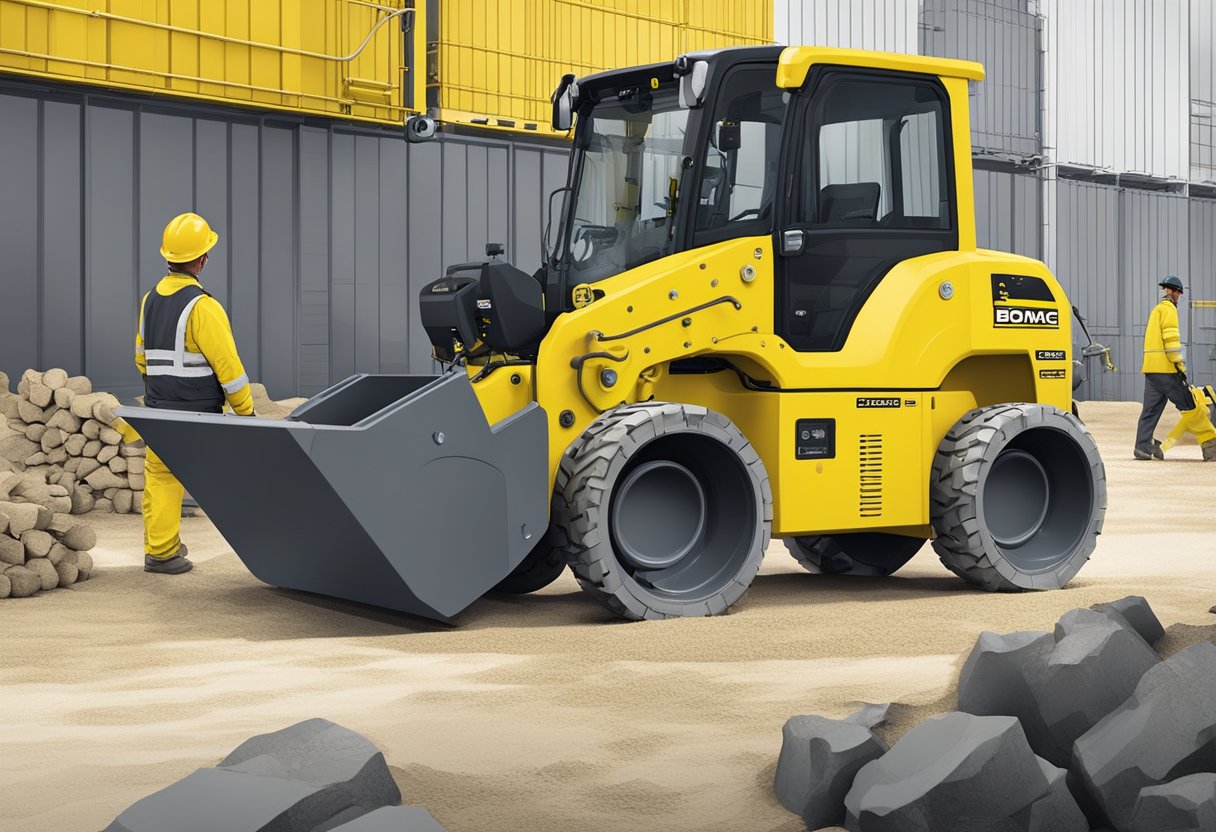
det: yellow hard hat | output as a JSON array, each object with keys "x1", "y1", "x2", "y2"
[{"x1": 160, "y1": 212, "x2": 219, "y2": 263}]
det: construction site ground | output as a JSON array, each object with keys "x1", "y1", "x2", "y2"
[{"x1": 2, "y1": 401, "x2": 1214, "y2": 832}]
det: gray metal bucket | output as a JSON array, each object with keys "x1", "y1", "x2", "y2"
[{"x1": 118, "y1": 373, "x2": 549, "y2": 622}]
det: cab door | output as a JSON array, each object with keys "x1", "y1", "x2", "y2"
[{"x1": 775, "y1": 69, "x2": 959, "y2": 353}]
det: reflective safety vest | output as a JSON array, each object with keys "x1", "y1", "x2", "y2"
[
  {"x1": 1141, "y1": 298, "x2": 1184, "y2": 374},
  {"x1": 140, "y1": 283, "x2": 226, "y2": 412}
]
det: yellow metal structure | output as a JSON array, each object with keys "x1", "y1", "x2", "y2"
[
  {"x1": 431, "y1": 0, "x2": 772, "y2": 134},
  {"x1": 0, "y1": 0, "x2": 424, "y2": 125}
]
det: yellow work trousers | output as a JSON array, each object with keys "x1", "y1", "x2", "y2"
[{"x1": 143, "y1": 446, "x2": 184, "y2": 558}]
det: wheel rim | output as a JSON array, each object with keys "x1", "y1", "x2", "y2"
[
  {"x1": 607, "y1": 432, "x2": 758, "y2": 602},
  {"x1": 611, "y1": 460, "x2": 707, "y2": 569},
  {"x1": 980, "y1": 428, "x2": 1093, "y2": 571},
  {"x1": 984, "y1": 449, "x2": 1050, "y2": 547}
]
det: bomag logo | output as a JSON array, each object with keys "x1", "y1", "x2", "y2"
[{"x1": 994, "y1": 306, "x2": 1059, "y2": 328}]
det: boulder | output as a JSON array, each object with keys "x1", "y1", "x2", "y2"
[
  {"x1": 1073, "y1": 641, "x2": 1216, "y2": 831},
  {"x1": 959, "y1": 617, "x2": 1159, "y2": 768},
  {"x1": 54, "y1": 560, "x2": 78, "y2": 587},
  {"x1": 104, "y1": 719, "x2": 402, "y2": 832},
  {"x1": 28, "y1": 382, "x2": 54, "y2": 408},
  {"x1": 24, "y1": 423, "x2": 47, "y2": 442},
  {"x1": 40, "y1": 428, "x2": 64, "y2": 452},
  {"x1": 0, "y1": 572, "x2": 9, "y2": 598},
  {"x1": 1129, "y1": 773, "x2": 1216, "y2": 832},
  {"x1": 74, "y1": 550, "x2": 93, "y2": 578},
  {"x1": 64, "y1": 375, "x2": 92, "y2": 395},
  {"x1": 63, "y1": 434, "x2": 87, "y2": 457},
  {"x1": 94, "y1": 397, "x2": 120, "y2": 426},
  {"x1": 98, "y1": 444, "x2": 118, "y2": 463},
  {"x1": 47, "y1": 543, "x2": 69, "y2": 566},
  {"x1": 5, "y1": 564, "x2": 40, "y2": 597},
  {"x1": 53, "y1": 387, "x2": 75, "y2": 410},
  {"x1": 47, "y1": 409, "x2": 82, "y2": 435},
  {"x1": 82, "y1": 419, "x2": 102, "y2": 440},
  {"x1": 327, "y1": 806, "x2": 448, "y2": 831},
  {"x1": 21, "y1": 530, "x2": 54, "y2": 559},
  {"x1": 127, "y1": 456, "x2": 145, "y2": 476},
  {"x1": 0, "y1": 435, "x2": 38, "y2": 465},
  {"x1": 17, "y1": 397, "x2": 49, "y2": 424},
  {"x1": 0, "y1": 501, "x2": 49, "y2": 536},
  {"x1": 92, "y1": 498, "x2": 113, "y2": 514},
  {"x1": 85, "y1": 467, "x2": 127, "y2": 491},
  {"x1": 42, "y1": 368, "x2": 68, "y2": 390},
  {"x1": 100, "y1": 426, "x2": 123, "y2": 446},
  {"x1": 71, "y1": 393, "x2": 116, "y2": 420},
  {"x1": 109, "y1": 457, "x2": 128, "y2": 474},
  {"x1": 113, "y1": 489, "x2": 133, "y2": 515},
  {"x1": 844, "y1": 712, "x2": 1087, "y2": 832},
  {"x1": 70, "y1": 486, "x2": 95, "y2": 515},
  {"x1": 61, "y1": 523, "x2": 96, "y2": 551},
  {"x1": 0, "y1": 536, "x2": 25, "y2": 566},
  {"x1": 128, "y1": 473, "x2": 146, "y2": 491},
  {"x1": 775, "y1": 709, "x2": 889, "y2": 829},
  {"x1": 82, "y1": 439, "x2": 102, "y2": 458},
  {"x1": 25, "y1": 556, "x2": 58, "y2": 591},
  {"x1": 77, "y1": 458, "x2": 102, "y2": 479},
  {"x1": 1088, "y1": 596, "x2": 1165, "y2": 647}
]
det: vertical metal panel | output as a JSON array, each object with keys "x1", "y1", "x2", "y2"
[
  {"x1": 1043, "y1": 0, "x2": 1190, "y2": 179},
  {"x1": 1189, "y1": 198, "x2": 1216, "y2": 387},
  {"x1": 228, "y1": 121, "x2": 262, "y2": 386},
  {"x1": 84, "y1": 104, "x2": 139, "y2": 394},
  {"x1": 40, "y1": 99, "x2": 83, "y2": 373},
  {"x1": 775, "y1": 0, "x2": 918, "y2": 54},
  {"x1": 405, "y1": 140, "x2": 443, "y2": 373},
  {"x1": 353, "y1": 133, "x2": 381, "y2": 374},
  {"x1": 0, "y1": 93, "x2": 41, "y2": 379},
  {"x1": 512, "y1": 147, "x2": 544, "y2": 274},
  {"x1": 1193, "y1": 1, "x2": 1215, "y2": 184},
  {"x1": 329, "y1": 132, "x2": 357, "y2": 381},
  {"x1": 298, "y1": 126, "x2": 330, "y2": 395},
  {"x1": 441, "y1": 141, "x2": 469, "y2": 267},
  {"x1": 921, "y1": 0, "x2": 1040, "y2": 158},
  {"x1": 138, "y1": 112, "x2": 194, "y2": 301},
  {"x1": 258, "y1": 126, "x2": 297, "y2": 397},
  {"x1": 377, "y1": 137, "x2": 408, "y2": 374},
  {"x1": 973, "y1": 167, "x2": 1041, "y2": 260},
  {"x1": 1052, "y1": 179, "x2": 1120, "y2": 401},
  {"x1": 194, "y1": 119, "x2": 230, "y2": 311}
]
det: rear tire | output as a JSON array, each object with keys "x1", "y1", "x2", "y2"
[
  {"x1": 555, "y1": 402, "x2": 772, "y2": 620},
  {"x1": 785, "y1": 533, "x2": 925, "y2": 576},
  {"x1": 930, "y1": 403, "x2": 1105, "y2": 591},
  {"x1": 492, "y1": 533, "x2": 567, "y2": 594}
]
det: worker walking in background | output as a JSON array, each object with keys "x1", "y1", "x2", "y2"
[
  {"x1": 1133, "y1": 275, "x2": 1214, "y2": 461},
  {"x1": 135, "y1": 212, "x2": 255, "y2": 573}
]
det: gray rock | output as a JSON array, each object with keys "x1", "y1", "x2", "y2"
[
  {"x1": 105, "y1": 719, "x2": 401, "y2": 832},
  {"x1": 845, "y1": 703, "x2": 891, "y2": 730},
  {"x1": 959, "y1": 617, "x2": 1159, "y2": 768},
  {"x1": 774, "y1": 714, "x2": 888, "y2": 829},
  {"x1": 1088, "y1": 596, "x2": 1165, "y2": 646},
  {"x1": 1130, "y1": 773, "x2": 1216, "y2": 832},
  {"x1": 1072, "y1": 641, "x2": 1216, "y2": 831},
  {"x1": 326, "y1": 806, "x2": 448, "y2": 831},
  {"x1": 843, "y1": 712, "x2": 1086, "y2": 832}
]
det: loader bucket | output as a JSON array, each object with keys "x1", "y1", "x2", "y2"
[{"x1": 117, "y1": 373, "x2": 549, "y2": 622}]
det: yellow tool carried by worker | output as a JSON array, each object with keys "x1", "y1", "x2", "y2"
[{"x1": 1159, "y1": 384, "x2": 1216, "y2": 457}]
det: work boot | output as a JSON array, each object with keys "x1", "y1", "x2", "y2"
[
  {"x1": 1153, "y1": 439, "x2": 1165, "y2": 460},
  {"x1": 1133, "y1": 442, "x2": 1162, "y2": 460},
  {"x1": 144, "y1": 543, "x2": 192, "y2": 574},
  {"x1": 1203, "y1": 439, "x2": 1216, "y2": 462}
]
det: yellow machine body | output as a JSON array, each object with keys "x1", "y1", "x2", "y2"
[{"x1": 475, "y1": 47, "x2": 1073, "y2": 541}]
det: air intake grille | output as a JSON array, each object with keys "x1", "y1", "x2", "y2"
[{"x1": 859, "y1": 434, "x2": 883, "y2": 518}]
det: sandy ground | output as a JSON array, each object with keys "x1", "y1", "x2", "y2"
[{"x1": 1, "y1": 402, "x2": 1214, "y2": 832}]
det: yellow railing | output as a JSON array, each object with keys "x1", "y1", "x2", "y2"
[{"x1": 0, "y1": 0, "x2": 425, "y2": 125}]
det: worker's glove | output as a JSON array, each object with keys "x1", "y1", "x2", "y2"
[{"x1": 1177, "y1": 365, "x2": 1188, "y2": 385}]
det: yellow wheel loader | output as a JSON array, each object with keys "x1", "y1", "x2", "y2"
[{"x1": 120, "y1": 46, "x2": 1107, "y2": 622}]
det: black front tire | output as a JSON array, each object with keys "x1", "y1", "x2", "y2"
[
  {"x1": 554, "y1": 402, "x2": 772, "y2": 620},
  {"x1": 930, "y1": 403, "x2": 1106, "y2": 591}
]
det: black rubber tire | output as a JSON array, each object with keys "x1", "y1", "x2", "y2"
[
  {"x1": 1071, "y1": 401, "x2": 1081, "y2": 421},
  {"x1": 491, "y1": 532, "x2": 567, "y2": 594},
  {"x1": 930, "y1": 403, "x2": 1106, "y2": 591},
  {"x1": 554, "y1": 402, "x2": 772, "y2": 620},
  {"x1": 784, "y1": 533, "x2": 925, "y2": 576}
]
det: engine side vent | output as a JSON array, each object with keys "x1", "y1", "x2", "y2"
[{"x1": 859, "y1": 434, "x2": 883, "y2": 518}]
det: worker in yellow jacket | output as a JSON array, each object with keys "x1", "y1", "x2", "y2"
[
  {"x1": 134, "y1": 213, "x2": 255, "y2": 573},
  {"x1": 1134, "y1": 275, "x2": 1215, "y2": 461}
]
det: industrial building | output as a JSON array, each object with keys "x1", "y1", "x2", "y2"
[{"x1": 1, "y1": 0, "x2": 1213, "y2": 402}]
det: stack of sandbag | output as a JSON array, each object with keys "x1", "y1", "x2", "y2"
[
  {"x1": 0, "y1": 369, "x2": 145, "y2": 515},
  {"x1": 0, "y1": 467, "x2": 97, "y2": 598}
]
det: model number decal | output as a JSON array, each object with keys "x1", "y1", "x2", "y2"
[
  {"x1": 1039, "y1": 369, "x2": 1067, "y2": 379},
  {"x1": 994, "y1": 306, "x2": 1059, "y2": 328},
  {"x1": 1036, "y1": 349, "x2": 1067, "y2": 361},
  {"x1": 857, "y1": 397, "x2": 901, "y2": 408}
]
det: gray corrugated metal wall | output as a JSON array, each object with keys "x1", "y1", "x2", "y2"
[
  {"x1": 0, "y1": 81, "x2": 569, "y2": 400},
  {"x1": 1053, "y1": 179, "x2": 1216, "y2": 402},
  {"x1": 921, "y1": 0, "x2": 1040, "y2": 159},
  {"x1": 973, "y1": 167, "x2": 1040, "y2": 259}
]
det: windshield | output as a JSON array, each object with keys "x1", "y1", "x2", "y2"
[{"x1": 560, "y1": 86, "x2": 691, "y2": 283}]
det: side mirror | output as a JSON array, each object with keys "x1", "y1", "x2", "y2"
[{"x1": 551, "y1": 74, "x2": 579, "y2": 131}]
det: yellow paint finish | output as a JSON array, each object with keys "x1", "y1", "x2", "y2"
[
  {"x1": 775, "y1": 45, "x2": 985, "y2": 89},
  {"x1": 433, "y1": 0, "x2": 772, "y2": 136},
  {"x1": 468, "y1": 363, "x2": 535, "y2": 428},
  {"x1": 0, "y1": 0, "x2": 422, "y2": 125}
]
